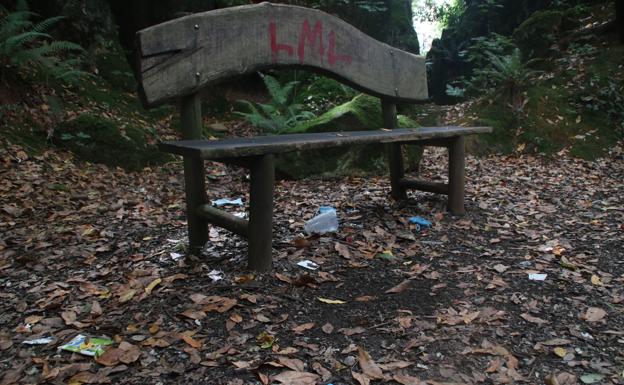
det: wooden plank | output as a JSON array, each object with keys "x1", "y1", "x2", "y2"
[
  {"x1": 248, "y1": 154, "x2": 275, "y2": 272},
  {"x1": 159, "y1": 127, "x2": 493, "y2": 159},
  {"x1": 136, "y1": 3, "x2": 428, "y2": 107},
  {"x1": 180, "y1": 94, "x2": 208, "y2": 253},
  {"x1": 400, "y1": 178, "x2": 449, "y2": 194},
  {"x1": 448, "y1": 136, "x2": 465, "y2": 215},
  {"x1": 382, "y1": 100, "x2": 406, "y2": 200},
  {"x1": 197, "y1": 204, "x2": 249, "y2": 237}
]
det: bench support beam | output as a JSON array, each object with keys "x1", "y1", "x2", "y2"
[
  {"x1": 197, "y1": 205, "x2": 249, "y2": 238},
  {"x1": 248, "y1": 154, "x2": 275, "y2": 272},
  {"x1": 400, "y1": 178, "x2": 449, "y2": 194},
  {"x1": 448, "y1": 136, "x2": 465, "y2": 215},
  {"x1": 181, "y1": 94, "x2": 208, "y2": 254}
]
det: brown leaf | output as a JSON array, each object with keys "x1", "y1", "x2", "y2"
[
  {"x1": 312, "y1": 362, "x2": 332, "y2": 382},
  {"x1": 272, "y1": 370, "x2": 319, "y2": 385},
  {"x1": 292, "y1": 322, "x2": 315, "y2": 334},
  {"x1": 257, "y1": 371, "x2": 269, "y2": 385},
  {"x1": 339, "y1": 326, "x2": 366, "y2": 336},
  {"x1": 351, "y1": 371, "x2": 371, "y2": 385},
  {"x1": 378, "y1": 361, "x2": 411, "y2": 371},
  {"x1": 385, "y1": 279, "x2": 412, "y2": 294},
  {"x1": 277, "y1": 357, "x2": 305, "y2": 372},
  {"x1": 95, "y1": 348, "x2": 123, "y2": 366},
  {"x1": 179, "y1": 309, "x2": 207, "y2": 320},
  {"x1": 61, "y1": 310, "x2": 77, "y2": 325},
  {"x1": 119, "y1": 346, "x2": 141, "y2": 364},
  {"x1": 521, "y1": 313, "x2": 549, "y2": 325},
  {"x1": 180, "y1": 334, "x2": 202, "y2": 349},
  {"x1": 293, "y1": 237, "x2": 310, "y2": 248},
  {"x1": 581, "y1": 307, "x2": 606, "y2": 323},
  {"x1": 357, "y1": 347, "x2": 384, "y2": 379},
  {"x1": 335, "y1": 242, "x2": 351, "y2": 259},
  {"x1": 392, "y1": 374, "x2": 426, "y2": 385},
  {"x1": 90, "y1": 301, "x2": 102, "y2": 317}
]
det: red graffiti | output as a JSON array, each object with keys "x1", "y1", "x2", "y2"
[
  {"x1": 298, "y1": 20, "x2": 324, "y2": 63},
  {"x1": 269, "y1": 21, "x2": 294, "y2": 61},
  {"x1": 269, "y1": 19, "x2": 352, "y2": 66}
]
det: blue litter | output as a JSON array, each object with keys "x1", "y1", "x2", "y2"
[
  {"x1": 318, "y1": 206, "x2": 336, "y2": 214},
  {"x1": 408, "y1": 216, "x2": 432, "y2": 231}
]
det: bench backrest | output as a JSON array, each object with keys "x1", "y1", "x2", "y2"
[{"x1": 136, "y1": 2, "x2": 428, "y2": 108}]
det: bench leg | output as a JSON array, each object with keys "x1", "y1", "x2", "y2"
[
  {"x1": 248, "y1": 154, "x2": 275, "y2": 272},
  {"x1": 184, "y1": 156, "x2": 209, "y2": 254},
  {"x1": 448, "y1": 136, "x2": 465, "y2": 215},
  {"x1": 388, "y1": 143, "x2": 407, "y2": 200}
]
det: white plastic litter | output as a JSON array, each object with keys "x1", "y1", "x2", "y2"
[
  {"x1": 22, "y1": 337, "x2": 54, "y2": 345},
  {"x1": 208, "y1": 270, "x2": 224, "y2": 282},
  {"x1": 297, "y1": 260, "x2": 319, "y2": 270},
  {"x1": 211, "y1": 198, "x2": 243, "y2": 206},
  {"x1": 304, "y1": 208, "x2": 338, "y2": 235},
  {"x1": 528, "y1": 273, "x2": 547, "y2": 281}
]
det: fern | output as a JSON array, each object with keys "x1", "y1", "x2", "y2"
[
  {"x1": 234, "y1": 74, "x2": 316, "y2": 134},
  {"x1": 0, "y1": 1, "x2": 88, "y2": 84}
]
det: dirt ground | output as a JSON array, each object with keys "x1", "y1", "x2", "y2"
[{"x1": 1, "y1": 142, "x2": 623, "y2": 385}]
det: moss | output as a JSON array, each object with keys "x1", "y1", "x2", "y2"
[
  {"x1": 512, "y1": 10, "x2": 563, "y2": 59},
  {"x1": 53, "y1": 114, "x2": 169, "y2": 170},
  {"x1": 275, "y1": 94, "x2": 423, "y2": 179}
]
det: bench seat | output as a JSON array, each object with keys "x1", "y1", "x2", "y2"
[{"x1": 159, "y1": 127, "x2": 491, "y2": 159}]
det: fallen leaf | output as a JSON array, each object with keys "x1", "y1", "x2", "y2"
[
  {"x1": 321, "y1": 323, "x2": 334, "y2": 334},
  {"x1": 119, "y1": 289, "x2": 137, "y2": 303},
  {"x1": 580, "y1": 373, "x2": 604, "y2": 384},
  {"x1": 180, "y1": 334, "x2": 202, "y2": 349},
  {"x1": 292, "y1": 322, "x2": 315, "y2": 334},
  {"x1": 144, "y1": 278, "x2": 161, "y2": 294},
  {"x1": 581, "y1": 307, "x2": 606, "y2": 323},
  {"x1": 385, "y1": 279, "x2": 412, "y2": 294},
  {"x1": 95, "y1": 347, "x2": 123, "y2": 366},
  {"x1": 277, "y1": 357, "x2": 305, "y2": 372},
  {"x1": 352, "y1": 371, "x2": 371, "y2": 385},
  {"x1": 357, "y1": 347, "x2": 384, "y2": 379},
  {"x1": 553, "y1": 347, "x2": 567, "y2": 358},
  {"x1": 521, "y1": 313, "x2": 549, "y2": 325},
  {"x1": 335, "y1": 242, "x2": 351, "y2": 259},
  {"x1": 273, "y1": 370, "x2": 319, "y2": 385},
  {"x1": 339, "y1": 327, "x2": 366, "y2": 336},
  {"x1": 318, "y1": 297, "x2": 346, "y2": 304},
  {"x1": 119, "y1": 346, "x2": 141, "y2": 364},
  {"x1": 590, "y1": 275, "x2": 602, "y2": 286},
  {"x1": 393, "y1": 374, "x2": 426, "y2": 385}
]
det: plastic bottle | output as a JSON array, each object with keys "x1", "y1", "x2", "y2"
[{"x1": 304, "y1": 207, "x2": 339, "y2": 235}]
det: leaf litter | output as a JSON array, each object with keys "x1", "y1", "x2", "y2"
[{"x1": 0, "y1": 140, "x2": 623, "y2": 384}]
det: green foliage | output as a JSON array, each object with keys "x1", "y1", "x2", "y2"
[
  {"x1": 468, "y1": 48, "x2": 541, "y2": 110},
  {"x1": 579, "y1": 76, "x2": 624, "y2": 138},
  {"x1": 234, "y1": 74, "x2": 316, "y2": 134},
  {"x1": 53, "y1": 114, "x2": 169, "y2": 170},
  {"x1": 512, "y1": 10, "x2": 563, "y2": 59},
  {"x1": 295, "y1": 75, "x2": 358, "y2": 113},
  {"x1": 0, "y1": 0, "x2": 88, "y2": 84}
]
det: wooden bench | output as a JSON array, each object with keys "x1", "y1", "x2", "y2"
[{"x1": 135, "y1": 3, "x2": 492, "y2": 271}]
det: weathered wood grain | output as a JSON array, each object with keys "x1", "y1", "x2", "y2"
[
  {"x1": 136, "y1": 2, "x2": 428, "y2": 107},
  {"x1": 159, "y1": 127, "x2": 492, "y2": 159}
]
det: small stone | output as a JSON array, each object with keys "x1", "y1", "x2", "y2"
[
  {"x1": 343, "y1": 355, "x2": 356, "y2": 366},
  {"x1": 131, "y1": 335, "x2": 147, "y2": 342}
]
